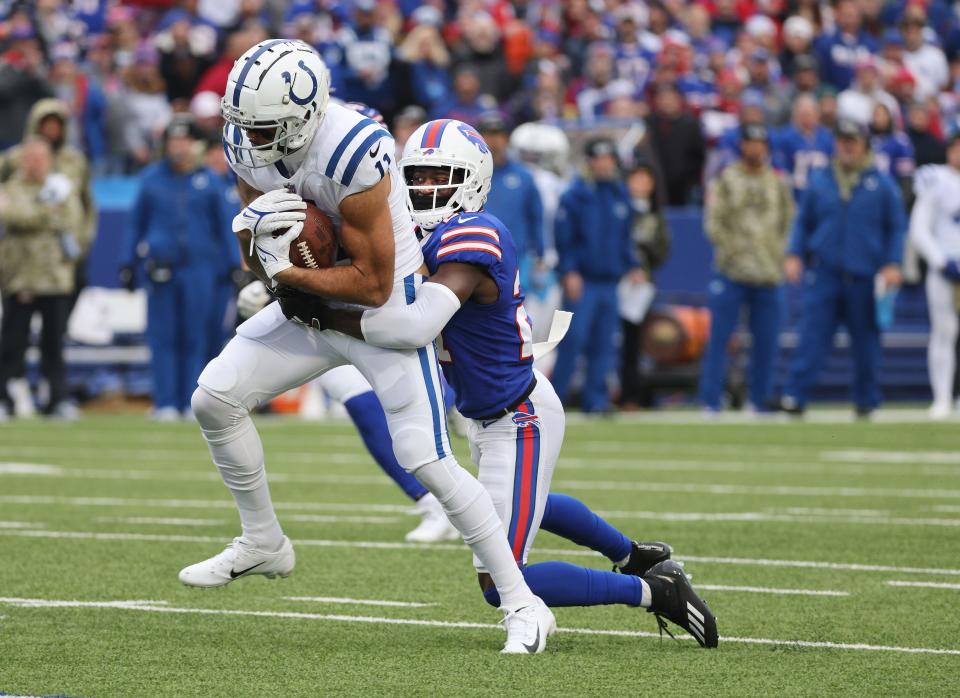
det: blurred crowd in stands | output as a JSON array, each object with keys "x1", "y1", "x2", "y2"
[
  {"x1": 2, "y1": 0, "x2": 959, "y2": 419},
  {"x1": 2, "y1": 0, "x2": 959, "y2": 192}
]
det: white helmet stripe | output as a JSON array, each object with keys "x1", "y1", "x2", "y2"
[{"x1": 231, "y1": 39, "x2": 286, "y2": 108}]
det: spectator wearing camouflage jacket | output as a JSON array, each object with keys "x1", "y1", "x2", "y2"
[
  {"x1": 0, "y1": 138, "x2": 86, "y2": 420},
  {"x1": 699, "y1": 124, "x2": 795, "y2": 413}
]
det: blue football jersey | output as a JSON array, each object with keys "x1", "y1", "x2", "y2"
[{"x1": 420, "y1": 210, "x2": 535, "y2": 419}]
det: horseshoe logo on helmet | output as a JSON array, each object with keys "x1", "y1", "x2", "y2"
[{"x1": 281, "y1": 60, "x2": 318, "y2": 106}]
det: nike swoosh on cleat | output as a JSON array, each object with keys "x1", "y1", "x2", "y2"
[
  {"x1": 521, "y1": 627, "x2": 541, "y2": 653},
  {"x1": 230, "y1": 561, "x2": 266, "y2": 579}
]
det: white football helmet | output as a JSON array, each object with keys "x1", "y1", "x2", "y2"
[
  {"x1": 399, "y1": 119, "x2": 493, "y2": 230},
  {"x1": 509, "y1": 122, "x2": 570, "y2": 176},
  {"x1": 221, "y1": 39, "x2": 330, "y2": 168}
]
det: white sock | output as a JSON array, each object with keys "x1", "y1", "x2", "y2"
[
  {"x1": 639, "y1": 578, "x2": 652, "y2": 608},
  {"x1": 193, "y1": 389, "x2": 284, "y2": 550},
  {"x1": 414, "y1": 456, "x2": 534, "y2": 609},
  {"x1": 615, "y1": 552, "x2": 631, "y2": 569}
]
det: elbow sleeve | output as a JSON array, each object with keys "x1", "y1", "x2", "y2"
[{"x1": 360, "y1": 281, "x2": 461, "y2": 349}]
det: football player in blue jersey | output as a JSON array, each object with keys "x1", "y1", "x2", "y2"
[{"x1": 319, "y1": 119, "x2": 718, "y2": 648}]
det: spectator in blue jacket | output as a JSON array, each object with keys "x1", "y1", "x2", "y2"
[
  {"x1": 477, "y1": 112, "x2": 544, "y2": 289},
  {"x1": 119, "y1": 117, "x2": 235, "y2": 421},
  {"x1": 552, "y1": 138, "x2": 645, "y2": 413},
  {"x1": 814, "y1": 0, "x2": 879, "y2": 90},
  {"x1": 781, "y1": 118, "x2": 906, "y2": 417}
]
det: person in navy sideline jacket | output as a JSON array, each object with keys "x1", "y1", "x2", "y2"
[
  {"x1": 551, "y1": 137, "x2": 646, "y2": 413},
  {"x1": 202, "y1": 138, "x2": 243, "y2": 360},
  {"x1": 119, "y1": 117, "x2": 235, "y2": 421},
  {"x1": 780, "y1": 118, "x2": 906, "y2": 418},
  {"x1": 476, "y1": 111, "x2": 545, "y2": 292}
]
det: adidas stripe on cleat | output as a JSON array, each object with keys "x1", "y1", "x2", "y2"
[{"x1": 643, "y1": 560, "x2": 718, "y2": 649}]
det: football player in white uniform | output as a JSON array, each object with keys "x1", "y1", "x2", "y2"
[
  {"x1": 909, "y1": 133, "x2": 960, "y2": 419},
  {"x1": 179, "y1": 39, "x2": 554, "y2": 653}
]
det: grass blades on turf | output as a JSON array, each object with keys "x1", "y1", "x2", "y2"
[{"x1": 1, "y1": 413, "x2": 959, "y2": 697}]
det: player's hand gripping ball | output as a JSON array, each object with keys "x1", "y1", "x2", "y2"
[{"x1": 242, "y1": 192, "x2": 337, "y2": 280}]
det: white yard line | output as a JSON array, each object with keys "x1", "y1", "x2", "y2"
[
  {"x1": 0, "y1": 463, "x2": 65, "y2": 475},
  {"x1": 0, "y1": 521, "x2": 43, "y2": 529},
  {"x1": 884, "y1": 581, "x2": 960, "y2": 591},
  {"x1": 551, "y1": 479, "x2": 960, "y2": 500},
  {"x1": 0, "y1": 596, "x2": 957, "y2": 656},
  {"x1": 694, "y1": 584, "x2": 849, "y2": 597},
  {"x1": 284, "y1": 514, "x2": 402, "y2": 524},
  {"x1": 2, "y1": 528, "x2": 959, "y2": 577},
  {"x1": 94, "y1": 517, "x2": 226, "y2": 527},
  {"x1": 932, "y1": 505, "x2": 960, "y2": 513},
  {"x1": 593, "y1": 510, "x2": 960, "y2": 527},
  {"x1": 0, "y1": 495, "x2": 413, "y2": 514},
  {"x1": 2, "y1": 493, "x2": 956, "y2": 527},
  {"x1": 283, "y1": 596, "x2": 436, "y2": 608},
  {"x1": 821, "y1": 450, "x2": 960, "y2": 465},
  {"x1": 4, "y1": 462, "x2": 960, "y2": 498},
  {"x1": 4, "y1": 491, "x2": 957, "y2": 527}
]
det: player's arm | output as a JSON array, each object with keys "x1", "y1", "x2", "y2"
[
  {"x1": 323, "y1": 262, "x2": 493, "y2": 348},
  {"x1": 272, "y1": 176, "x2": 396, "y2": 307}
]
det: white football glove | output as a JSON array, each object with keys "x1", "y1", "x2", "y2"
[
  {"x1": 252, "y1": 222, "x2": 303, "y2": 280},
  {"x1": 237, "y1": 280, "x2": 272, "y2": 319},
  {"x1": 232, "y1": 189, "x2": 306, "y2": 237}
]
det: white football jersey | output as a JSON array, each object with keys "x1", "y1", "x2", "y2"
[
  {"x1": 910, "y1": 164, "x2": 960, "y2": 269},
  {"x1": 224, "y1": 101, "x2": 424, "y2": 284}
]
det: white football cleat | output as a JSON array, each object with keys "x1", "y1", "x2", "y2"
[
  {"x1": 405, "y1": 493, "x2": 459, "y2": 543},
  {"x1": 178, "y1": 536, "x2": 295, "y2": 588},
  {"x1": 500, "y1": 596, "x2": 556, "y2": 654},
  {"x1": 928, "y1": 401, "x2": 952, "y2": 421}
]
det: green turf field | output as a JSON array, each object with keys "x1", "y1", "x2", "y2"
[{"x1": 1, "y1": 412, "x2": 959, "y2": 697}]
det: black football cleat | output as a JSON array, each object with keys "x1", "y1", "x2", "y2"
[
  {"x1": 644, "y1": 560, "x2": 718, "y2": 649},
  {"x1": 615, "y1": 541, "x2": 673, "y2": 577}
]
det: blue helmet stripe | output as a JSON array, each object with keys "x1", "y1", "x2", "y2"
[
  {"x1": 232, "y1": 39, "x2": 286, "y2": 108},
  {"x1": 341, "y1": 130, "x2": 388, "y2": 187},
  {"x1": 324, "y1": 118, "x2": 378, "y2": 179}
]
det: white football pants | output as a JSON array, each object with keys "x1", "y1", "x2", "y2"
[
  {"x1": 193, "y1": 274, "x2": 533, "y2": 607},
  {"x1": 467, "y1": 370, "x2": 562, "y2": 572},
  {"x1": 925, "y1": 271, "x2": 959, "y2": 408}
]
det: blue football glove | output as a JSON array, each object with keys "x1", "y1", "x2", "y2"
[{"x1": 943, "y1": 260, "x2": 960, "y2": 282}]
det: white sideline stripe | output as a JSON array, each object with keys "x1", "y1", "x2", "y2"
[
  {"x1": 781, "y1": 507, "x2": 890, "y2": 516},
  {"x1": 1, "y1": 597, "x2": 958, "y2": 656},
  {"x1": 593, "y1": 510, "x2": 960, "y2": 528},
  {"x1": 284, "y1": 596, "x2": 437, "y2": 608},
  {"x1": 0, "y1": 460, "x2": 935, "y2": 482},
  {"x1": 695, "y1": 584, "x2": 850, "y2": 597},
  {"x1": 3, "y1": 528, "x2": 959, "y2": 577},
  {"x1": 680, "y1": 555, "x2": 960, "y2": 576},
  {"x1": 95, "y1": 517, "x2": 226, "y2": 526},
  {"x1": 0, "y1": 495, "x2": 414, "y2": 514},
  {"x1": 284, "y1": 514, "x2": 402, "y2": 525},
  {"x1": 885, "y1": 581, "x2": 960, "y2": 591},
  {"x1": 821, "y1": 450, "x2": 960, "y2": 465},
  {"x1": 551, "y1": 479, "x2": 960, "y2": 500},
  {"x1": 0, "y1": 463, "x2": 65, "y2": 475},
  {"x1": 0, "y1": 521, "x2": 44, "y2": 529},
  {"x1": 5, "y1": 462, "x2": 960, "y2": 500}
]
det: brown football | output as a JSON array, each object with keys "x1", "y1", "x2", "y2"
[{"x1": 289, "y1": 202, "x2": 338, "y2": 270}]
